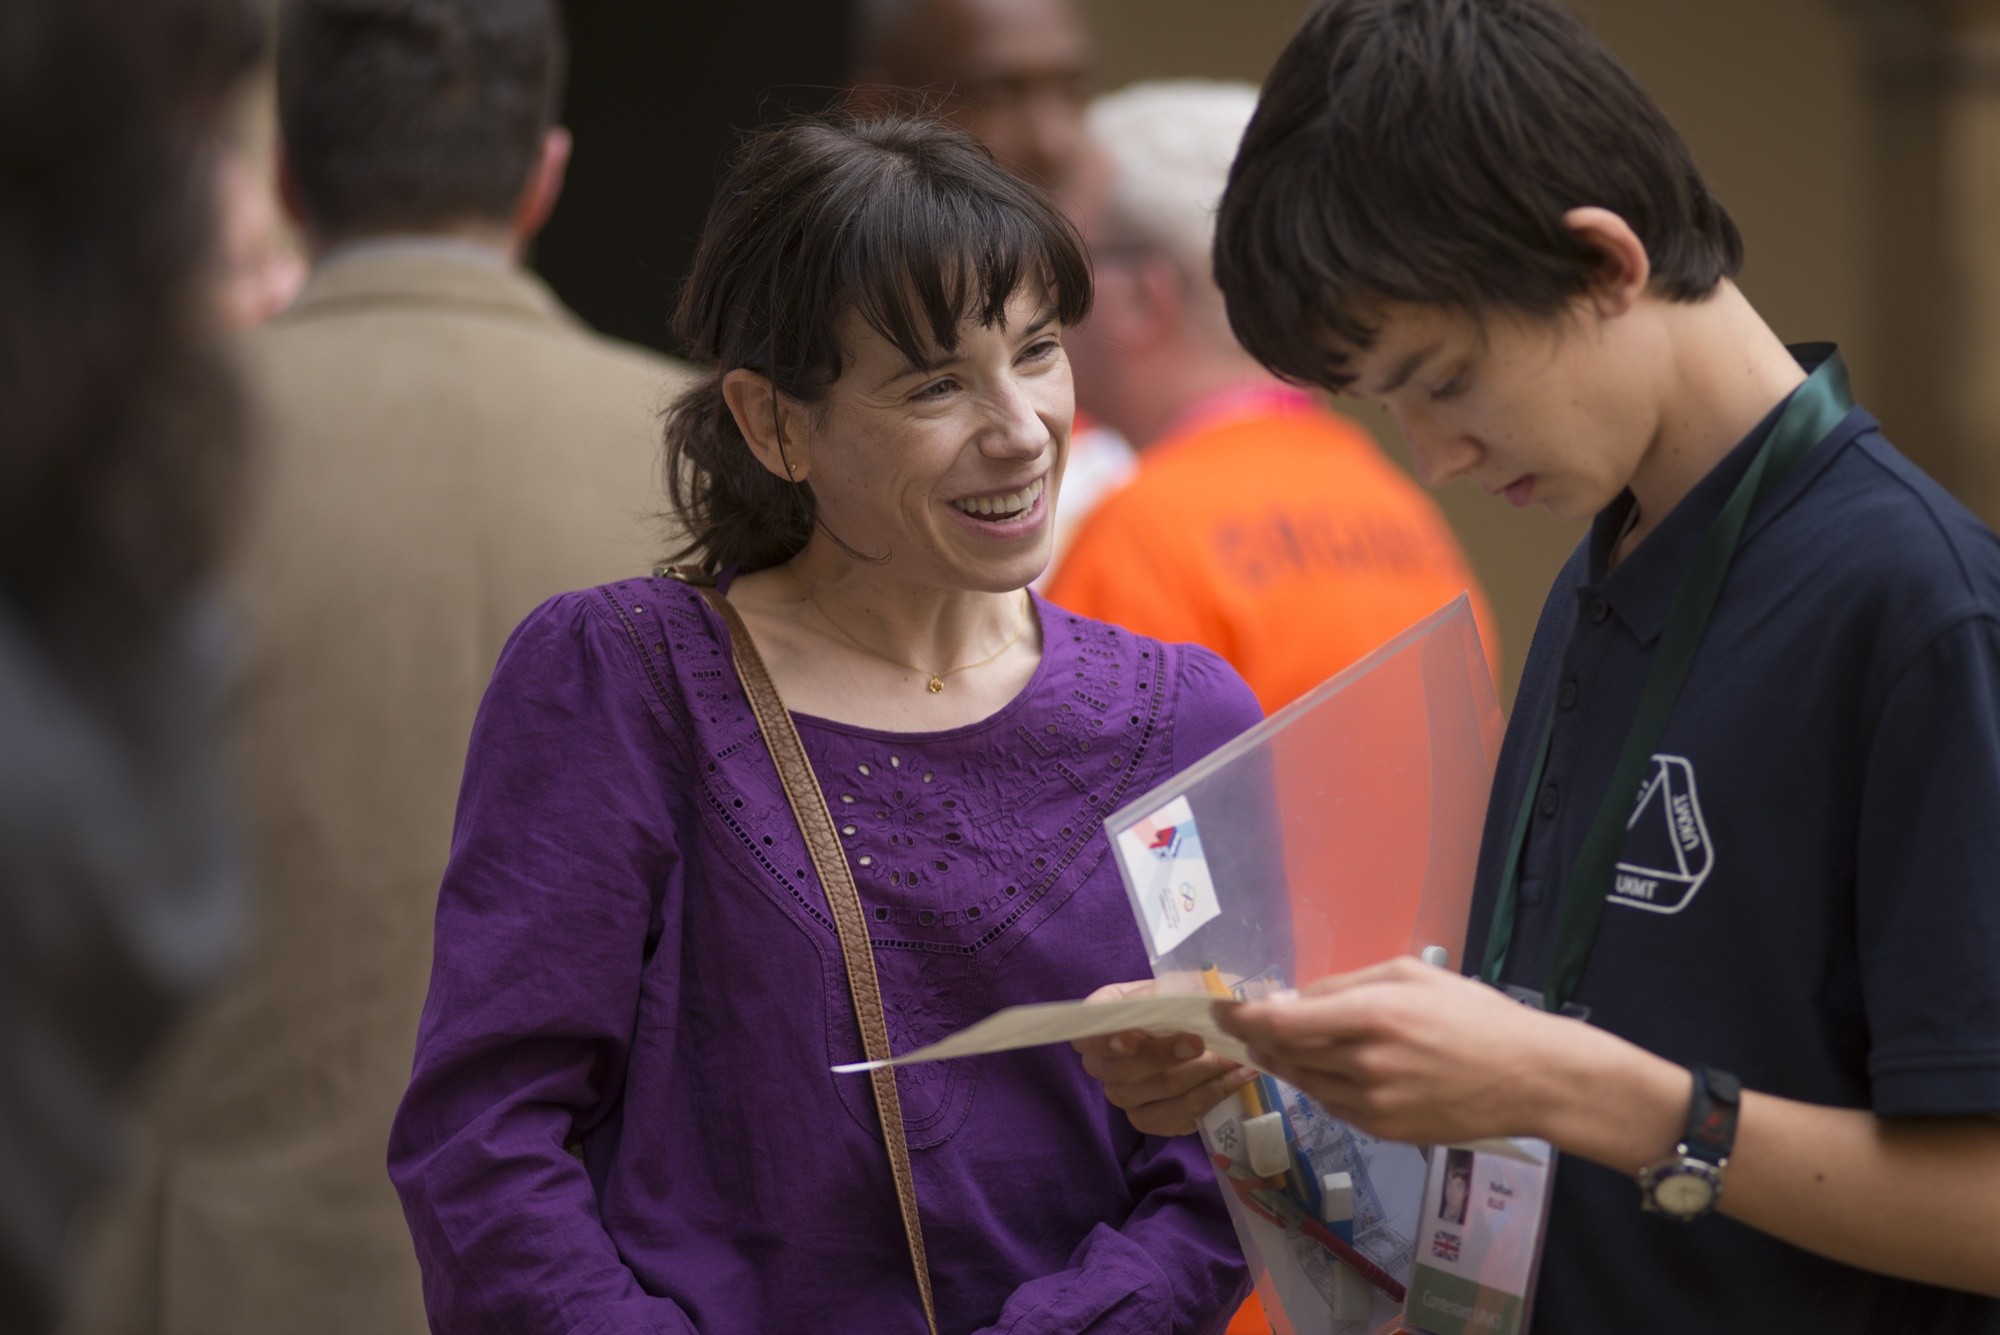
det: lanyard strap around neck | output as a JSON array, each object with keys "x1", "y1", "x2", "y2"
[{"x1": 1480, "y1": 351, "x2": 1855, "y2": 1012}]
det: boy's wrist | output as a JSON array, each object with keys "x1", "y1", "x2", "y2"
[{"x1": 1524, "y1": 1018, "x2": 1691, "y2": 1173}]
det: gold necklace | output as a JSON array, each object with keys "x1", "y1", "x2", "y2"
[{"x1": 806, "y1": 588, "x2": 1031, "y2": 694}]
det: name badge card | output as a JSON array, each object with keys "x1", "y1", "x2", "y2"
[
  {"x1": 1392, "y1": 979, "x2": 1560, "y2": 1335},
  {"x1": 1403, "y1": 1137, "x2": 1555, "y2": 1335},
  {"x1": 1403, "y1": 985, "x2": 1567, "y2": 1335}
]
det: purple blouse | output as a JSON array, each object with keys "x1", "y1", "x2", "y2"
[{"x1": 389, "y1": 576, "x2": 1261, "y2": 1334}]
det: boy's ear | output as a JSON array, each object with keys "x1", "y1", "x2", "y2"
[
  {"x1": 1563, "y1": 207, "x2": 1652, "y2": 317},
  {"x1": 721, "y1": 368, "x2": 813, "y2": 483}
]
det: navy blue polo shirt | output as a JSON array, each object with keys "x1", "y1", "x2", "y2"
[{"x1": 1463, "y1": 362, "x2": 2000, "y2": 1334}]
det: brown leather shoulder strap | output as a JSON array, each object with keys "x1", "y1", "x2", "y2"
[{"x1": 685, "y1": 576, "x2": 940, "y2": 1335}]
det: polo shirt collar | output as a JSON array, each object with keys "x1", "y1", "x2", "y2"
[{"x1": 1584, "y1": 344, "x2": 1868, "y2": 646}]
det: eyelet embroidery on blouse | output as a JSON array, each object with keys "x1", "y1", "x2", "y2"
[
  {"x1": 798, "y1": 614, "x2": 1164, "y2": 961},
  {"x1": 609, "y1": 582, "x2": 1179, "y2": 1139},
  {"x1": 606, "y1": 583, "x2": 838, "y2": 936},
  {"x1": 616, "y1": 585, "x2": 1174, "y2": 950}
]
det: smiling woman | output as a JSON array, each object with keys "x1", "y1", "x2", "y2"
[
  {"x1": 387, "y1": 112, "x2": 1261, "y2": 1334},
  {"x1": 665, "y1": 115, "x2": 1089, "y2": 573},
  {"x1": 660, "y1": 114, "x2": 1101, "y2": 730}
]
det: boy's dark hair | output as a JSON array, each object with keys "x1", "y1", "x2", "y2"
[
  {"x1": 1214, "y1": 0, "x2": 1743, "y2": 390},
  {"x1": 664, "y1": 112, "x2": 1091, "y2": 573},
  {"x1": 277, "y1": 0, "x2": 564, "y2": 241}
]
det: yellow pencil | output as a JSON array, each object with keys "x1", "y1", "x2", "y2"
[{"x1": 1200, "y1": 964, "x2": 1267, "y2": 1119}]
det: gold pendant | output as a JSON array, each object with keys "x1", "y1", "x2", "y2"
[{"x1": 926, "y1": 675, "x2": 944, "y2": 694}]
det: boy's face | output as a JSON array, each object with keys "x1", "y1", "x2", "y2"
[{"x1": 1340, "y1": 301, "x2": 1661, "y2": 523}]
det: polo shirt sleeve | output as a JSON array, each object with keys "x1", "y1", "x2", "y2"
[{"x1": 1856, "y1": 612, "x2": 2000, "y2": 1117}]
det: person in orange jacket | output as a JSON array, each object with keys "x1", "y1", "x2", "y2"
[{"x1": 1052, "y1": 81, "x2": 1497, "y2": 714}]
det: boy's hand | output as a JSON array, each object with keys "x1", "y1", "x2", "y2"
[
  {"x1": 1071, "y1": 979, "x2": 1259, "y2": 1137},
  {"x1": 1216, "y1": 956, "x2": 1572, "y2": 1145}
]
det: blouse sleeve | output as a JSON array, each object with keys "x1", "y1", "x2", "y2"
[
  {"x1": 1167, "y1": 644, "x2": 1266, "y2": 762},
  {"x1": 968, "y1": 1132, "x2": 1251, "y2": 1335},
  {"x1": 968, "y1": 644, "x2": 1261, "y2": 1335},
  {"x1": 387, "y1": 591, "x2": 700, "y2": 1335}
]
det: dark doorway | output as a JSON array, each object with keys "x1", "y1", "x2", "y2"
[{"x1": 535, "y1": 1, "x2": 855, "y2": 357}]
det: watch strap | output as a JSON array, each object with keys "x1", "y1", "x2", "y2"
[{"x1": 1683, "y1": 1065, "x2": 1741, "y2": 1164}]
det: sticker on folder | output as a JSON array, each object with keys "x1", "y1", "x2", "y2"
[{"x1": 1115, "y1": 795, "x2": 1220, "y2": 957}]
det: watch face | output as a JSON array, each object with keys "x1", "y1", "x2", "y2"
[{"x1": 1650, "y1": 1164, "x2": 1720, "y2": 1218}]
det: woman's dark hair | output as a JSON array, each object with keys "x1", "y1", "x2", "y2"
[
  {"x1": 0, "y1": 0, "x2": 262, "y2": 677},
  {"x1": 1214, "y1": 0, "x2": 1744, "y2": 390},
  {"x1": 664, "y1": 112, "x2": 1092, "y2": 573},
  {"x1": 278, "y1": 0, "x2": 565, "y2": 242}
]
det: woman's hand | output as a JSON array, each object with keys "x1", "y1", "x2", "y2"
[
  {"x1": 1215, "y1": 956, "x2": 1594, "y2": 1146},
  {"x1": 1071, "y1": 980, "x2": 1258, "y2": 1137}
]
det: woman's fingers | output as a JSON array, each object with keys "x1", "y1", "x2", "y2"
[
  {"x1": 1077, "y1": 1032, "x2": 1216, "y2": 1093},
  {"x1": 1124, "y1": 1064, "x2": 1261, "y2": 1138},
  {"x1": 1082, "y1": 978, "x2": 1159, "y2": 1005},
  {"x1": 1073, "y1": 1029, "x2": 1258, "y2": 1135},
  {"x1": 1145, "y1": 1064, "x2": 1262, "y2": 1137}
]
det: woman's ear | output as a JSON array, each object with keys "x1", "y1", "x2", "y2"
[
  {"x1": 721, "y1": 368, "x2": 812, "y2": 482},
  {"x1": 1562, "y1": 207, "x2": 1652, "y2": 318}
]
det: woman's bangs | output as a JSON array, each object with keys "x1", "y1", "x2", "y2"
[{"x1": 838, "y1": 171, "x2": 1089, "y2": 372}]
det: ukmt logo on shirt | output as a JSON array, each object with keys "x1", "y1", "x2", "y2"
[{"x1": 1610, "y1": 754, "x2": 1712, "y2": 915}]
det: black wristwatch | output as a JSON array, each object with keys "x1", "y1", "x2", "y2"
[{"x1": 1637, "y1": 1065, "x2": 1740, "y2": 1220}]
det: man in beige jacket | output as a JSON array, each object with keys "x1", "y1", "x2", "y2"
[{"x1": 64, "y1": 2, "x2": 687, "y2": 1331}]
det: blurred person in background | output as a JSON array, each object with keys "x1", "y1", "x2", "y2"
[
  {"x1": 0, "y1": 0, "x2": 262, "y2": 1329},
  {"x1": 63, "y1": 1, "x2": 690, "y2": 1332},
  {"x1": 851, "y1": 0, "x2": 1091, "y2": 195},
  {"x1": 211, "y1": 148, "x2": 307, "y2": 330},
  {"x1": 1052, "y1": 81, "x2": 1497, "y2": 713},
  {"x1": 851, "y1": 0, "x2": 1136, "y2": 582}
]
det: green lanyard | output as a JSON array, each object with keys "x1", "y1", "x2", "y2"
[{"x1": 1479, "y1": 350, "x2": 1856, "y2": 1012}]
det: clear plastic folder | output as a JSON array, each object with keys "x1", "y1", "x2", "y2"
[{"x1": 1105, "y1": 595, "x2": 1503, "y2": 1335}]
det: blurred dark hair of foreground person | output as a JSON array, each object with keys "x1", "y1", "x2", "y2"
[
  {"x1": 56, "y1": 1, "x2": 691, "y2": 1331},
  {"x1": 0, "y1": 0, "x2": 261, "y2": 1329}
]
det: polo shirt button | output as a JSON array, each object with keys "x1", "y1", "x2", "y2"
[
  {"x1": 1558, "y1": 679, "x2": 1580, "y2": 710},
  {"x1": 1537, "y1": 782, "x2": 1559, "y2": 819},
  {"x1": 1586, "y1": 596, "x2": 1610, "y2": 624}
]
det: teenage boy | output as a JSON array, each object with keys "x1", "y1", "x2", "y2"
[{"x1": 1074, "y1": 1, "x2": 2000, "y2": 1330}]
